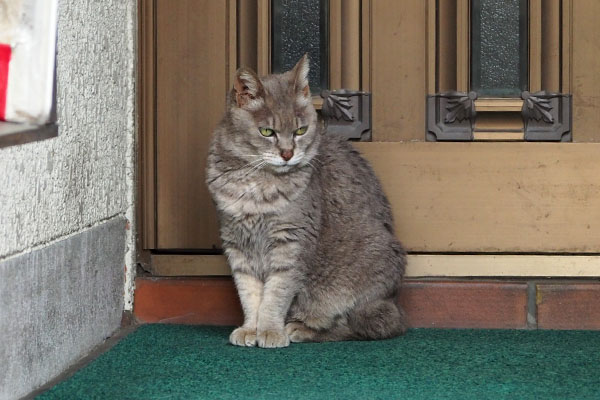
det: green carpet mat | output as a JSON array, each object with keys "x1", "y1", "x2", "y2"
[{"x1": 38, "y1": 325, "x2": 600, "y2": 399}]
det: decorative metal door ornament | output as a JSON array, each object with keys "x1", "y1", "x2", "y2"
[
  {"x1": 521, "y1": 91, "x2": 571, "y2": 142},
  {"x1": 320, "y1": 90, "x2": 371, "y2": 141},
  {"x1": 426, "y1": 91, "x2": 478, "y2": 141},
  {"x1": 426, "y1": 90, "x2": 572, "y2": 141}
]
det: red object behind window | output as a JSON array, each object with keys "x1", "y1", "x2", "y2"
[{"x1": 0, "y1": 44, "x2": 11, "y2": 120}]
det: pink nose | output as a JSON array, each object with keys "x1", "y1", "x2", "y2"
[{"x1": 280, "y1": 149, "x2": 294, "y2": 161}]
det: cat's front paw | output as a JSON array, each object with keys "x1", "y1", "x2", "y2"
[
  {"x1": 256, "y1": 329, "x2": 290, "y2": 348},
  {"x1": 229, "y1": 327, "x2": 257, "y2": 347}
]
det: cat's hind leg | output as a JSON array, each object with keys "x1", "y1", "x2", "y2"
[
  {"x1": 285, "y1": 299, "x2": 406, "y2": 343},
  {"x1": 347, "y1": 298, "x2": 407, "y2": 340},
  {"x1": 285, "y1": 322, "x2": 317, "y2": 342},
  {"x1": 285, "y1": 318, "x2": 355, "y2": 342}
]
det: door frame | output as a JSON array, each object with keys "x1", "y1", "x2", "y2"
[{"x1": 137, "y1": 0, "x2": 600, "y2": 277}]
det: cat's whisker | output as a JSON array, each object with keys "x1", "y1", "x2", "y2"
[
  {"x1": 221, "y1": 162, "x2": 268, "y2": 213},
  {"x1": 305, "y1": 159, "x2": 320, "y2": 173},
  {"x1": 309, "y1": 156, "x2": 323, "y2": 165},
  {"x1": 241, "y1": 160, "x2": 267, "y2": 179},
  {"x1": 237, "y1": 158, "x2": 264, "y2": 170},
  {"x1": 211, "y1": 159, "x2": 264, "y2": 190}
]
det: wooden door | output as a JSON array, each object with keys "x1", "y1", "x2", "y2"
[
  {"x1": 140, "y1": 0, "x2": 600, "y2": 277},
  {"x1": 141, "y1": 0, "x2": 235, "y2": 251}
]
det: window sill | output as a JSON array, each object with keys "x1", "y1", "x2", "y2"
[{"x1": 0, "y1": 121, "x2": 58, "y2": 149}]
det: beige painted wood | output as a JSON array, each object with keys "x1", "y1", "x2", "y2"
[
  {"x1": 541, "y1": 0, "x2": 560, "y2": 92},
  {"x1": 156, "y1": 0, "x2": 231, "y2": 249},
  {"x1": 354, "y1": 142, "x2": 600, "y2": 253},
  {"x1": 426, "y1": 0, "x2": 436, "y2": 94},
  {"x1": 529, "y1": 0, "x2": 542, "y2": 93},
  {"x1": 456, "y1": 0, "x2": 469, "y2": 92},
  {"x1": 330, "y1": 0, "x2": 361, "y2": 91},
  {"x1": 238, "y1": 0, "x2": 257, "y2": 71},
  {"x1": 139, "y1": 0, "x2": 156, "y2": 249},
  {"x1": 438, "y1": 0, "x2": 457, "y2": 92},
  {"x1": 149, "y1": 254, "x2": 600, "y2": 278},
  {"x1": 151, "y1": 255, "x2": 231, "y2": 276},
  {"x1": 409, "y1": 255, "x2": 600, "y2": 277},
  {"x1": 360, "y1": 0, "x2": 371, "y2": 91},
  {"x1": 571, "y1": 1, "x2": 600, "y2": 142},
  {"x1": 329, "y1": 0, "x2": 342, "y2": 90},
  {"x1": 475, "y1": 99, "x2": 523, "y2": 112},
  {"x1": 341, "y1": 0, "x2": 360, "y2": 89},
  {"x1": 370, "y1": 0, "x2": 426, "y2": 141},
  {"x1": 228, "y1": 0, "x2": 237, "y2": 88},
  {"x1": 473, "y1": 132, "x2": 524, "y2": 141},
  {"x1": 474, "y1": 113, "x2": 523, "y2": 132},
  {"x1": 256, "y1": 0, "x2": 270, "y2": 76},
  {"x1": 561, "y1": 0, "x2": 572, "y2": 94}
]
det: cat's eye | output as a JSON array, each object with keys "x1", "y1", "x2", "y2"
[
  {"x1": 259, "y1": 127, "x2": 275, "y2": 137},
  {"x1": 294, "y1": 126, "x2": 308, "y2": 136}
]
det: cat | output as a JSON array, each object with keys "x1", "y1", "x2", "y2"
[{"x1": 206, "y1": 55, "x2": 407, "y2": 348}]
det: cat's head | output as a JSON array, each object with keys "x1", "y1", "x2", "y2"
[{"x1": 224, "y1": 55, "x2": 320, "y2": 174}]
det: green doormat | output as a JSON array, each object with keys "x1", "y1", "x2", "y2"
[{"x1": 38, "y1": 325, "x2": 600, "y2": 399}]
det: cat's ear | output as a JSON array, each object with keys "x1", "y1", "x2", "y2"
[
  {"x1": 291, "y1": 54, "x2": 310, "y2": 97},
  {"x1": 233, "y1": 67, "x2": 264, "y2": 108}
]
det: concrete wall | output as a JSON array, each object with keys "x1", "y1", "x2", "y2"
[{"x1": 0, "y1": 1, "x2": 136, "y2": 399}]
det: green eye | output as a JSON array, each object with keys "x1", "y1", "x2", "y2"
[
  {"x1": 259, "y1": 127, "x2": 274, "y2": 137},
  {"x1": 294, "y1": 126, "x2": 308, "y2": 136}
]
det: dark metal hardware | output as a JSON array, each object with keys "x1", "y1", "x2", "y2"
[
  {"x1": 426, "y1": 90, "x2": 572, "y2": 141},
  {"x1": 521, "y1": 91, "x2": 572, "y2": 142},
  {"x1": 320, "y1": 90, "x2": 371, "y2": 141},
  {"x1": 426, "y1": 91, "x2": 478, "y2": 141}
]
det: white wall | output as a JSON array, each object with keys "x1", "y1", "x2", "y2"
[
  {"x1": 0, "y1": 1, "x2": 137, "y2": 398},
  {"x1": 0, "y1": 0, "x2": 137, "y2": 307}
]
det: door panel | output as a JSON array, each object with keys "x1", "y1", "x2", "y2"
[
  {"x1": 356, "y1": 142, "x2": 600, "y2": 253},
  {"x1": 572, "y1": 1, "x2": 600, "y2": 142},
  {"x1": 155, "y1": 0, "x2": 232, "y2": 249}
]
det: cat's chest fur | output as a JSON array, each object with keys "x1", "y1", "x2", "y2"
[
  {"x1": 210, "y1": 164, "x2": 313, "y2": 218},
  {"x1": 222, "y1": 207, "x2": 316, "y2": 278},
  {"x1": 221, "y1": 185, "x2": 314, "y2": 245}
]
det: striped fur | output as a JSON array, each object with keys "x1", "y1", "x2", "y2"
[{"x1": 207, "y1": 56, "x2": 406, "y2": 348}]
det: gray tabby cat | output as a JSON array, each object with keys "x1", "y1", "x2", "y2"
[{"x1": 206, "y1": 55, "x2": 406, "y2": 348}]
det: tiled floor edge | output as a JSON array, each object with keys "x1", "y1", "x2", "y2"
[{"x1": 133, "y1": 277, "x2": 600, "y2": 330}]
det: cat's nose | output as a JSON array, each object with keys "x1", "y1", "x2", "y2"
[{"x1": 280, "y1": 149, "x2": 294, "y2": 161}]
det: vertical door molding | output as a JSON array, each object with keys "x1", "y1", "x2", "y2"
[
  {"x1": 256, "y1": 0, "x2": 271, "y2": 76},
  {"x1": 139, "y1": 0, "x2": 157, "y2": 250},
  {"x1": 329, "y1": 0, "x2": 360, "y2": 90},
  {"x1": 456, "y1": 0, "x2": 470, "y2": 93},
  {"x1": 529, "y1": 0, "x2": 542, "y2": 93},
  {"x1": 426, "y1": 0, "x2": 436, "y2": 95},
  {"x1": 370, "y1": 0, "x2": 427, "y2": 141},
  {"x1": 561, "y1": 0, "x2": 572, "y2": 95},
  {"x1": 541, "y1": 0, "x2": 561, "y2": 92},
  {"x1": 227, "y1": 0, "x2": 238, "y2": 88},
  {"x1": 360, "y1": 0, "x2": 372, "y2": 92},
  {"x1": 238, "y1": 0, "x2": 258, "y2": 70}
]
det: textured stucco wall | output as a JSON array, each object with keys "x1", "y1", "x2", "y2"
[
  {"x1": 0, "y1": 1, "x2": 136, "y2": 398},
  {"x1": 0, "y1": 1, "x2": 136, "y2": 306},
  {"x1": 0, "y1": 218, "x2": 126, "y2": 400}
]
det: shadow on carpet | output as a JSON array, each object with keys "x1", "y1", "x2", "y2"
[{"x1": 37, "y1": 324, "x2": 600, "y2": 399}]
